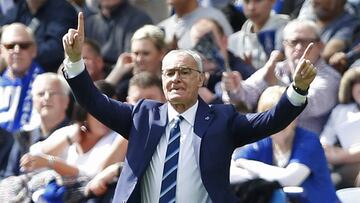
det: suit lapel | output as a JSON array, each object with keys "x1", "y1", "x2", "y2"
[
  {"x1": 143, "y1": 103, "x2": 168, "y2": 166},
  {"x1": 194, "y1": 97, "x2": 214, "y2": 138},
  {"x1": 192, "y1": 97, "x2": 214, "y2": 165}
]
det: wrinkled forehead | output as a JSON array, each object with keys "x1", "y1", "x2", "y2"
[{"x1": 162, "y1": 51, "x2": 198, "y2": 70}]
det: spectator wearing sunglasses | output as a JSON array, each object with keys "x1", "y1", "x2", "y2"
[
  {"x1": 0, "y1": 23, "x2": 44, "y2": 133},
  {"x1": 0, "y1": 0, "x2": 77, "y2": 72}
]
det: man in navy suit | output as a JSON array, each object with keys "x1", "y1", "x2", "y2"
[{"x1": 62, "y1": 13, "x2": 317, "y2": 203}]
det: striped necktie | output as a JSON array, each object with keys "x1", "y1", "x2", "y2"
[{"x1": 159, "y1": 115, "x2": 183, "y2": 203}]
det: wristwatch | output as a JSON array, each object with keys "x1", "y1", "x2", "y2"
[{"x1": 292, "y1": 84, "x2": 308, "y2": 95}]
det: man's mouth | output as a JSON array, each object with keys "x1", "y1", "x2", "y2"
[{"x1": 170, "y1": 87, "x2": 184, "y2": 92}]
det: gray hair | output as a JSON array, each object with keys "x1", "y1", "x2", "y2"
[
  {"x1": 31, "y1": 72, "x2": 70, "y2": 96},
  {"x1": 163, "y1": 49, "x2": 204, "y2": 72}
]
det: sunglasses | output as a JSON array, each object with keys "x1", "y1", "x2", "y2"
[{"x1": 2, "y1": 42, "x2": 33, "y2": 50}]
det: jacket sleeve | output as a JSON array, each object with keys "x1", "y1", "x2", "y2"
[{"x1": 66, "y1": 69, "x2": 133, "y2": 138}]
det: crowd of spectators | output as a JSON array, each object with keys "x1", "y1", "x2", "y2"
[{"x1": 1, "y1": 0, "x2": 360, "y2": 202}]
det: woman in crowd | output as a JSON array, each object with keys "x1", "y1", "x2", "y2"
[
  {"x1": 230, "y1": 86, "x2": 339, "y2": 203},
  {"x1": 105, "y1": 24, "x2": 166, "y2": 101}
]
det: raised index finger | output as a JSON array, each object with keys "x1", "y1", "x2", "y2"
[
  {"x1": 300, "y1": 42, "x2": 314, "y2": 61},
  {"x1": 77, "y1": 12, "x2": 84, "y2": 38}
]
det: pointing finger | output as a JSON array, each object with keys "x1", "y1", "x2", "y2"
[
  {"x1": 300, "y1": 42, "x2": 314, "y2": 61},
  {"x1": 77, "y1": 12, "x2": 84, "y2": 39}
]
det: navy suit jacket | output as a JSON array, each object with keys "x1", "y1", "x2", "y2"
[{"x1": 66, "y1": 70, "x2": 306, "y2": 203}]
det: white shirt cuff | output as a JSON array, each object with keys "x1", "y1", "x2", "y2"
[
  {"x1": 286, "y1": 84, "x2": 307, "y2": 106},
  {"x1": 62, "y1": 58, "x2": 85, "y2": 79}
]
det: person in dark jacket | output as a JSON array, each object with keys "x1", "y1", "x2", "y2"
[{"x1": 1, "y1": 0, "x2": 77, "y2": 72}]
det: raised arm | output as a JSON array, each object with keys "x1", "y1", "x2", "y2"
[
  {"x1": 61, "y1": 13, "x2": 133, "y2": 137},
  {"x1": 232, "y1": 44, "x2": 317, "y2": 144}
]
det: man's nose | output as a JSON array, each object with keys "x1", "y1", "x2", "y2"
[
  {"x1": 294, "y1": 42, "x2": 306, "y2": 51},
  {"x1": 13, "y1": 44, "x2": 21, "y2": 53},
  {"x1": 135, "y1": 54, "x2": 144, "y2": 63},
  {"x1": 169, "y1": 71, "x2": 182, "y2": 81},
  {"x1": 43, "y1": 91, "x2": 51, "y2": 100}
]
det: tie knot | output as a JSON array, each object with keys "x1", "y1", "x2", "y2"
[
  {"x1": 175, "y1": 115, "x2": 183, "y2": 121},
  {"x1": 173, "y1": 115, "x2": 183, "y2": 127}
]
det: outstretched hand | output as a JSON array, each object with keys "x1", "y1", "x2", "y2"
[
  {"x1": 63, "y1": 12, "x2": 84, "y2": 62},
  {"x1": 293, "y1": 43, "x2": 317, "y2": 91}
]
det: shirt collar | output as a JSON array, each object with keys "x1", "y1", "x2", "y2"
[{"x1": 168, "y1": 100, "x2": 198, "y2": 126}]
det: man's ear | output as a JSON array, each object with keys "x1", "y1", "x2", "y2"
[
  {"x1": 31, "y1": 44, "x2": 37, "y2": 58},
  {"x1": 63, "y1": 94, "x2": 70, "y2": 111},
  {"x1": 95, "y1": 56, "x2": 105, "y2": 71},
  {"x1": 318, "y1": 41, "x2": 325, "y2": 51},
  {"x1": 221, "y1": 35, "x2": 228, "y2": 50},
  {"x1": 198, "y1": 72, "x2": 206, "y2": 87}
]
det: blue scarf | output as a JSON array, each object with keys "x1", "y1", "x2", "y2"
[
  {"x1": 257, "y1": 30, "x2": 276, "y2": 57},
  {"x1": 0, "y1": 62, "x2": 43, "y2": 132}
]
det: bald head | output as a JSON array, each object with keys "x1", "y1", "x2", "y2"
[
  {"x1": 283, "y1": 20, "x2": 320, "y2": 41},
  {"x1": 1, "y1": 23, "x2": 35, "y2": 44},
  {"x1": 1, "y1": 23, "x2": 37, "y2": 77}
]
